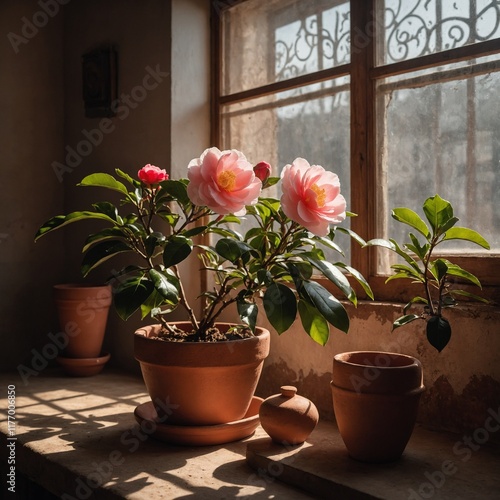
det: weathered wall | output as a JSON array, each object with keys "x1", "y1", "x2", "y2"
[
  {"x1": 61, "y1": 0, "x2": 173, "y2": 372},
  {"x1": 0, "y1": 0, "x2": 65, "y2": 370},
  {"x1": 256, "y1": 301, "x2": 500, "y2": 440}
]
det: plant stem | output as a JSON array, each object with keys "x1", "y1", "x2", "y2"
[{"x1": 172, "y1": 265, "x2": 199, "y2": 330}]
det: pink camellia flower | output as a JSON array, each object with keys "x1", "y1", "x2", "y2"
[
  {"x1": 280, "y1": 157, "x2": 346, "y2": 236},
  {"x1": 187, "y1": 147, "x2": 262, "y2": 216},
  {"x1": 138, "y1": 164, "x2": 168, "y2": 185},
  {"x1": 253, "y1": 161, "x2": 271, "y2": 184}
]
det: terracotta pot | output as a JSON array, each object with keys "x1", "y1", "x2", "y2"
[
  {"x1": 53, "y1": 284, "x2": 112, "y2": 359},
  {"x1": 134, "y1": 322, "x2": 270, "y2": 426},
  {"x1": 259, "y1": 385, "x2": 319, "y2": 445},
  {"x1": 331, "y1": 351, "x2": 424, "y2": 463}
]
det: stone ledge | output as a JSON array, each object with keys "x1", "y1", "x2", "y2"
[
  {"x1": 1, "y1": 369, "x2": 499, "y2": 499},
  {"x1": 246, "y1": 420, "x2": 500, "y2": 499}
]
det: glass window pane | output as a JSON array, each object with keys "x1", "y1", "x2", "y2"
[
  {"x1": 376, "y1": 56, "x2": 500, "y2": 273},
  {"x1": 378, "y1": 0, "x2": 500, "y2": 65},
  {"x1": 221, "y1": 0, "x2": 350, "y2": 95},
  {"x1": 221, "y1": 79, "x2": 352, "y2": 262}
]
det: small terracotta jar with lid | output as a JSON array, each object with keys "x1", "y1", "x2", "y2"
[{"x1": 259, "y1": 386, "x2": 319, "y2": 445}]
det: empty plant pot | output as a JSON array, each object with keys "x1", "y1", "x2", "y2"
[
  {"x1": 331, "y1": 351, "x2": 424, "y2": 463},
  {"x1": 53, "y1": 284, "x2": 112, "y2": 359}
]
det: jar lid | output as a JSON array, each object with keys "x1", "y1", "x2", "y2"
[{"x1": 280, "y1": 386, "x2": 297, "y2": 398}]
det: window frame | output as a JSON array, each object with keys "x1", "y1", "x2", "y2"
[{"x1": 211, "y1": 0, "x2": 500, "y2": 304}]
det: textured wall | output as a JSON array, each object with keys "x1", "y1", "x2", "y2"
[
  {"x1": 256, "y1": 301, "x2": 500, "y2": 439},
  {"x1": 0, "y1": 0, "x2": 65, "y2": 370}
]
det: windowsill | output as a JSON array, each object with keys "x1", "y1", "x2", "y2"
[{"x1": 1, "y1": 369, "x2": 499, "y2": 499}]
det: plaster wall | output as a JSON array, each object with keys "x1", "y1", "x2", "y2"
[
  {"x1": 0, "y1": 0, "x2": 65, "y2": 370},
  {"x1": 256, "y1": 301, "x2": 500, "y2": 439},
  {"x1": 61, "y1": 0, "x2": 210, "y2": 372}
]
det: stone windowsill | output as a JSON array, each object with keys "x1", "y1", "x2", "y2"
[{"x1": 1, "y1": 369, "x2": 499, "y2": 499}]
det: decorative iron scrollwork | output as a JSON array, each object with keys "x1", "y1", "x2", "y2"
[{"x1": 385, "y1": 0, "x2": 500, "y2": 63}]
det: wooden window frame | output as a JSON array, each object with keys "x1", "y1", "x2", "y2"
[{"x1": 211, "y1": 0, "x2": 500, "y2": 304}]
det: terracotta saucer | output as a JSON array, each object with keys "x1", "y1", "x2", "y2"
[
  {"x1": 56, "y1": 353, "x2": 111, "y2": 377},
  {"x1": 134, "y1": 396, "x2": 263, "y2": 446}
]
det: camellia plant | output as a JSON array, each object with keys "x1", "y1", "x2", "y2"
[
  {"x1": 36, "y1": 148, "x2": 373, "y2": 345},
  {"x1": 365, "y1": 194, "x2": 490, "y2": 352}
]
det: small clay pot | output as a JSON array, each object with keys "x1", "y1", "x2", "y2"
[
  {"x1": 331, "y1": 351, "x2": 424, "y2": 463},
  {"x1": 53, "y1": 284, "x2": 112, "y2": 359},
  {"x1": 259, "y1": 386, "x2": 319, "y2": 445}
]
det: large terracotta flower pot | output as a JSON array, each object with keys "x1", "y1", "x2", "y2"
[
  {"x1": 331, "y1": 351, "x2": 424, "y2": 463},
  {"x1": 53, "y1": 284, "x2": 112, "y2": 359},
  {"x1": 134, "y1": 322, "x2": 270, "y2": 426}
]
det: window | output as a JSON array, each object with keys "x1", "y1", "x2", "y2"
[{"x1": 211, "y1": 0, "x2": 500, "y2": 302}]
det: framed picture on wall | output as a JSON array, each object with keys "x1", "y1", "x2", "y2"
[{"x1": 82, "y1": 46, "x2": 118, "y2": 118}]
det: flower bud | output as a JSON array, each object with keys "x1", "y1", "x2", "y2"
[
  {"x1": 138, "y1": 164, "x2": 168, "y2": 185},
  {"x1": 253, "y1": 161, "x2": 271, "y2": 184}
]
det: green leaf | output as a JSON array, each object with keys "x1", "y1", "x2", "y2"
[
  {"x1": 114, "y1": 277, "x2": 154, "y2": 321},
  {"x1": 237, "y1": 300, "x2": 258, "y2": 332},
  {"x1": 390, "y1": 264, "x2": 425, "y2": 282},
  {"x1": 391, "y1": 239, "x2": 421, "y2": 272},
  {"x1": 140, "y1": 289, "x2": 169, "y2": 320},
  {"x1": 92, "y1": 202, "x2": 121, "y2": 221},
  {"x1": 148, "y1": 269, "x2": 179, "y2": 303},
  {"x1": 79, "y1": 173, "x2": 129, "y2": 195},
  {"x1": 403, "y1": 296, "x2": 428, "y2": 314},
  {"x1": 307, "y1": 258, "x2": 356, "y2": 305},
  {"x1": 335, "y1": 262, "x2": 374, "y2": 300},
  {"x1": 263, "y1": 283, "x2": 297, "y2": 334},
  {"x1": 392, "y1": 208, "x2": 430, "y2": 238},
  {"x1": 438, "y1": 216, "x2": 459, "y2": 235},
  {"x1": 392, "y1": 314, "x2": 421, "y2": 330},
  {"x1": 301, "y1": 280, "x2": 349, "y2": 334},
  {"x1": 158, "y1": 179, "x2": 190, "y2": 206},
  {"x1": 422, "y1": 194, "x2": 453, "y2": 234},
  {"x1": 163, "y1": 236, "x2": 193, "y2": 268},
  {"x1": 363, "y1": 238, "x2": 396, "y2": 251},
  {"x1": 183, "y1": 226, "x2": 207, "y2": 238},
  {"x1": 335, "y1": 226, "x2": 367, "y2": 246},
  {"x1": 144, "y1": 233, "x2": 164, "y2": 258},
  {"x1": 83, "y1": 227, "x2": 128, "y2": 252},
  {"x1": 430, "y1": 259, "x2": 448, "y2": 283},
  {"x1": 426, "y1": 316, "x2": 451, "y2": 352},
  {"x1": 449, "y1": 289, "x2": 490, "y2": 304},
  {"x1": 81, "y1": 240, "x2": 131, "y2": 276},
  {"x1": 407, "y1": 233, "x2": 429, "y2": 260},
  {"x1": 215, "y1": 238, "x2": 253, "y2": 263},
  {"x1": 444, "y1": 261, "x2": 482, "y2": 288},
  {"x1": 115, "y1": 168, "x2": 140, "y2": 188},
  {"x1": 443, "y1": 227, "x2": 490, "y2": 249},
  {"x1": 35, "y1": 211, "x2": 116, "y2": 240},
  {"x1": 298, "y1": 300, "x2": 330, "y2": 346}
]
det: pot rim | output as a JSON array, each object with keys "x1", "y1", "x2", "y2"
[
  {"x1": 54, "y1": 283, "x2": 112, "y2": 290},
  {"x1": 333, "y1": 350, "x2": 421, "y2": 370}
]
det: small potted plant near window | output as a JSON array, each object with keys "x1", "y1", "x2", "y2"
[
  {"x1": 331, "y1": 194, "x2": 490, "y2": 462},
  {"x1": 36, "y1": 148, "x2": 372, "y2": 445}
]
